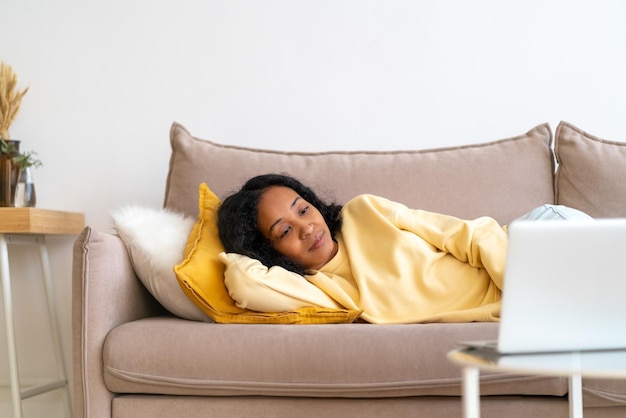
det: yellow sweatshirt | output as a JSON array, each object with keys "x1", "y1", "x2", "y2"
[{"x1": 305, "y1": 194, "x2": 507, "y2": 324}]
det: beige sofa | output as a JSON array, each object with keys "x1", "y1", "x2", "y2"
[{"x1": 73, "y1": 121, "x2": 626, "y2": 418}]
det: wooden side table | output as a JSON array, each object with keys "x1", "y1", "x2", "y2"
[{"x1": 0, "y1": 208, "x2": 84, "y2": 418}]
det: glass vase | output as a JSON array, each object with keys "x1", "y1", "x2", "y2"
[{"x1": 14, "y1": 167, "x2": 36, "y2": 208}]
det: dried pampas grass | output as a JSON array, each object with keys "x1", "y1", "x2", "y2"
[{"x1": 0, "y1": 62, "x2": 29, "y2": 140}]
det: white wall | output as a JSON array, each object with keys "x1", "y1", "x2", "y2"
[{"x1": 1, "y1": 0, "x2": 626, "y2": 415}]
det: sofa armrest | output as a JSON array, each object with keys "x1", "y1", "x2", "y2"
[{"x1": 72, "y1": 227, "x2": 165, "y2": 418}]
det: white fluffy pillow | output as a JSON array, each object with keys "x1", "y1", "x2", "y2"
[{"x1": 111, "y1": 206, "x2": 212, "y2": 322}]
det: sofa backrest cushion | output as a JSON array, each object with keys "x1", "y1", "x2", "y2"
[
  {"x1": 164, "y1": 122, "x2": 554, "y2": 225},
  {"x1": 555, "y1": 121, "x2": 626, "y2": 218}
]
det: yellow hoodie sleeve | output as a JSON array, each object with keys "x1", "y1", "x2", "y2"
[{"x1": 393, "y1": 204, "x2": 508, "y2": 290}]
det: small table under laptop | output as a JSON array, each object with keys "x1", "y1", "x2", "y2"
[{"x1": 448, "y1": 346, "x2": 626, "y2": 418}]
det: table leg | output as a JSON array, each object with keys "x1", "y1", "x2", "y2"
[
  {"x1": 569, "y1": 373, "x2": 583, "y2": 418},
  {"x1": 0, "y1": 234, "x2": 24, "y2": 418},
  {"x1": 462, "y1": 366, "x2": 481, "y2": 418},
  {"x1": 0, "y1": 234, "x2": 73, "y2": 418},
  {"x1": 37, "y1": 237, "x2": 73, "y2": 417}
]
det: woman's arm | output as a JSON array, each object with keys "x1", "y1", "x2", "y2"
[
  {"x1": 339, "y1": 194, "x2": 508, "y2": 290},
  {"x1": 387, "y1": 199, "x2": 508, "y2": 289}
]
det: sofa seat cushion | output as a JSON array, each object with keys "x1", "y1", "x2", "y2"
[{"x1": 103, "y1": 317, "x2": 566, "y2": 398}]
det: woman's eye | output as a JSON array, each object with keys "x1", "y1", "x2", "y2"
[
  {"x1": 300, "y1": 206, "x2": 309, "y2": 215},
  {"x1": 280, "y1": 226, "x2": 291, "y2": 238}
]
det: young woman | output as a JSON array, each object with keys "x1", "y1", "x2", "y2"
[{"x1": 217, "y1": 173, "x2": 591, "y2": 324}]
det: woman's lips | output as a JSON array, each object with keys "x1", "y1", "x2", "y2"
[{"x1": 310, "y1": 232, "x2": 324, "y2": 250}]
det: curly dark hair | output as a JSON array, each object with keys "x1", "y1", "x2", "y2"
[{"x1": 217, "y1": 174, "x2": 343, "y2": 275}]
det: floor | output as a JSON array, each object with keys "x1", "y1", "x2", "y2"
[{"x1": 0, "y1": 386, "x2": 68, "y2": 418}]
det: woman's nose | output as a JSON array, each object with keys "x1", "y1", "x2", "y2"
[{"x1": 298, "y1": 222, "x2": 314, "y2": 239}]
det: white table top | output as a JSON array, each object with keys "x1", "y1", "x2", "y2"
[{"x1": 448, "y1": 346, "x2": 626, "y2": 379}]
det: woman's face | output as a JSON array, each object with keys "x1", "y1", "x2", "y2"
[{"x1": 257, "y1": 186, "x2": 338, "y2": 271}]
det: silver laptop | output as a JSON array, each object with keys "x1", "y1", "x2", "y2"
[{"x1": 490, "y1": 219, "x2": 626, "y2": 354}]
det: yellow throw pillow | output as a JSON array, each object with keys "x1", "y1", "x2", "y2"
[{"x1": 174, "y1": 183, "x2": 361, "y2": 324}]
